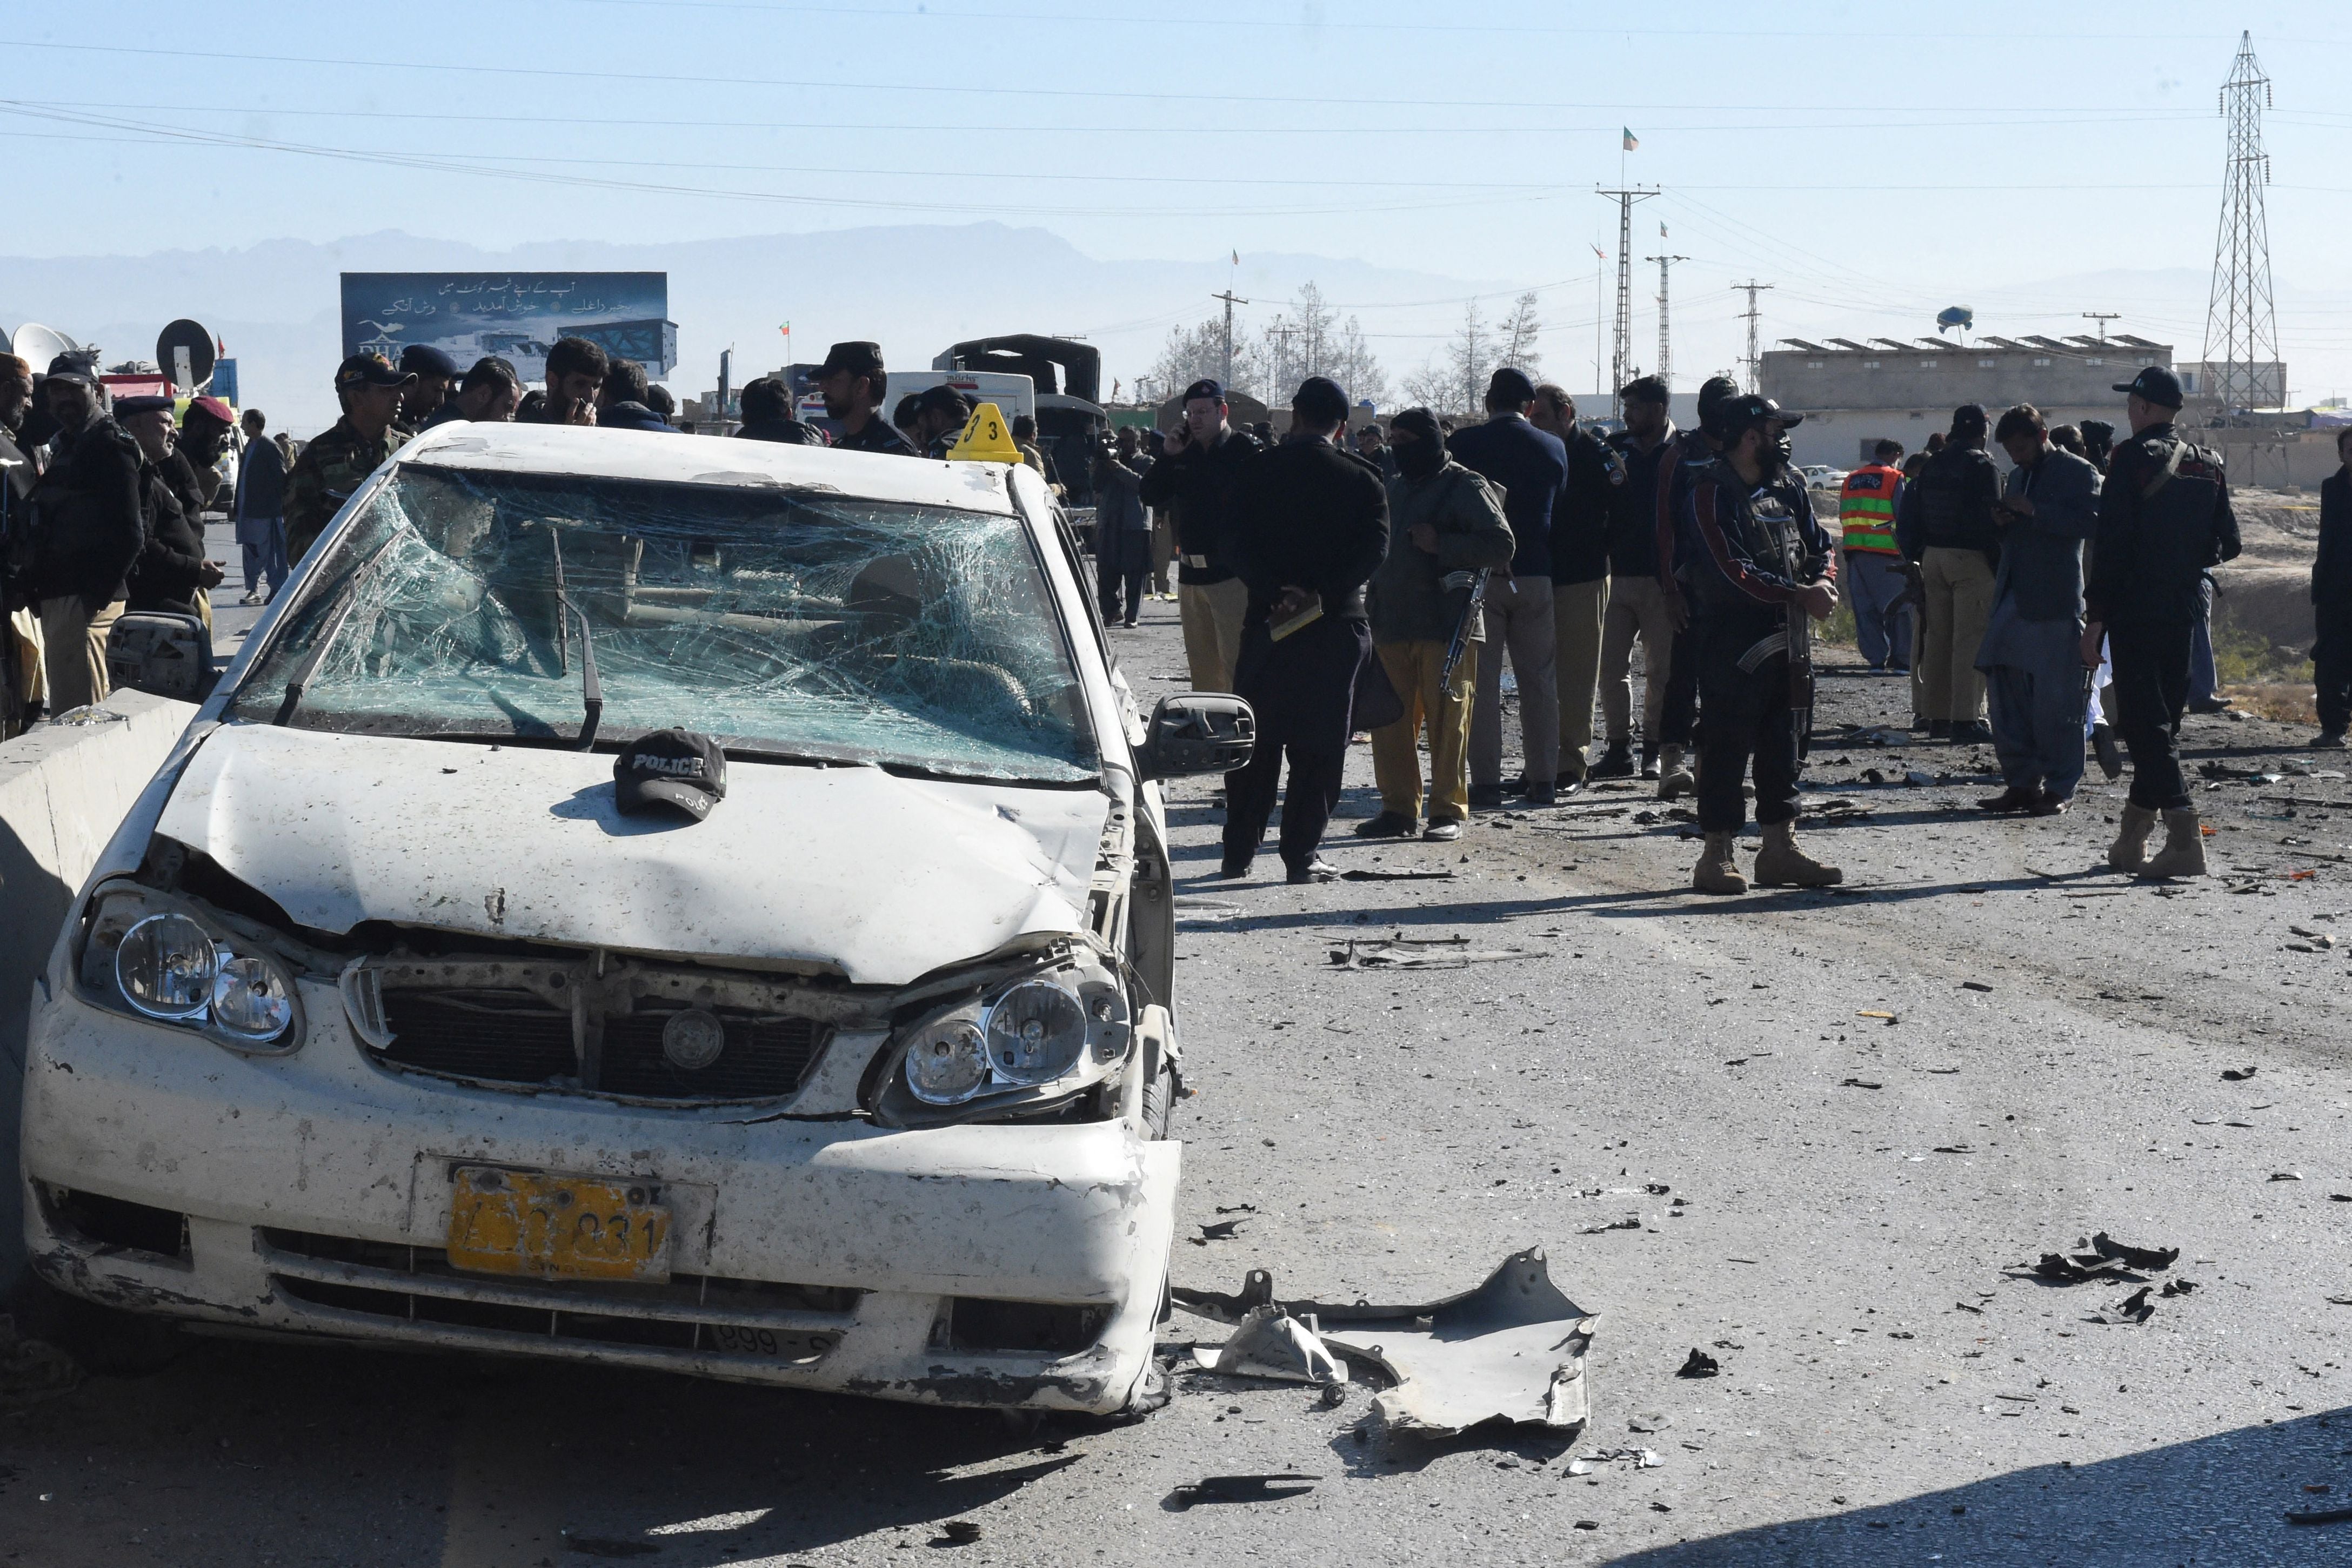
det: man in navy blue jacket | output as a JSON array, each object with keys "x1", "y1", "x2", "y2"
[{"x1": 1447, "y1": 367, "x2": 1568, "y2": 806}]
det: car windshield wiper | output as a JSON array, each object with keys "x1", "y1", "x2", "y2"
[
  {"x1": 272, "y1": 533, "x2": 404, "y2": 727},
  {"x1": 549, "y1": 528, "x2": 603, "y2": 751}
]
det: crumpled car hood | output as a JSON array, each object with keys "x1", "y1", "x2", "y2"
[{"x1": 155, "y1": 724, "x2": 1110, "y2": 986}]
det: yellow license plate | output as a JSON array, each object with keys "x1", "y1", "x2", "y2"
[{"x1": 445, "y1": 1167, "x2": 673, "y2": 1283}]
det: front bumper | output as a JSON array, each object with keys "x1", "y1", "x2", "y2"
[{"x1": 22, "y1": 977, "x2": 1178, "y2": 1415}]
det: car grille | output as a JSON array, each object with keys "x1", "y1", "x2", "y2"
[
  {"x1": 379, "y1": 990, "x2": 577, "y2": 1085},
  {"x1": 373, "y1": 990, "x2": 826, "y2": 1102},
  {"x1": 601, "y1": 1011, "x2": 824, "y2": 1100},
  {"x1": 259, "y1": 1229, "x2": 860, "y2": 1362}
]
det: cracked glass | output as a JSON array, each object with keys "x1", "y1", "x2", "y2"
[{"x1": 228, "y1": 465, "x2": 1098, "y2": 782}]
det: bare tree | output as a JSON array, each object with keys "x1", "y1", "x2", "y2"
[
  {"x1": 1147, "y1": 319, "x2": 1267, "y2": 402},
  {"x1": 1250, "y1": 282, "x2": 1387, "y2": 408},
  {"x1": 1496, "y1": 291, "x2": 1542, "y2": 378},
  {"x1": 1444, "y1": 300, "x2": 1492, "y2": 416}
]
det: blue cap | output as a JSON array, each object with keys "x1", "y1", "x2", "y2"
[
  {"x1": 2112, "y1": 365, "x2": 2183, "y2": 409},
  {"x1": 399, "y1": 343, "x2": 461, "y2": 378},
  {"x1": 1181, "y1": 378, "x2": 1224, "y2": 404},
  {"x1": 1292, "y1": 376, "x2": 1348, "y2": 424},
  {"x1": 113, "y1": 393, "x2": 175, "y2": 417}
]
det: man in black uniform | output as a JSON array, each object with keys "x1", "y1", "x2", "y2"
[
  {"x1": 398, "y1": 344, "x2": 462, "y2": 428},
  {"x1": 814, "y1": 341, "x2": 915, "y2": 456},
  {"x1": 26, "y1": 357, "x2": 144, "y2": 712},
  {"x1": 732, "y1": 377, "x2": 822, "y2": 445},
  {"x1": 2083, "y1": 366, "x2": 2239, "y2": 878},
  {"x1": 116, "y1": 394, "x2": 224, "y2": 617},
  {"x1": 1679, "y1": 394, "x2": 1842, "y2": 895},
  {"x1": 1139, "y1": 379, "x2": 1261, "y2": 692},
  {"x1": 1652, "y1": 375, "x2": 1743, "y2": 799},
  {"x1": 1220, "y1": 377, "x2": 1389, "y2": 884}
]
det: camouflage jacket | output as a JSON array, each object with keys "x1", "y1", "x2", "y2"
[{"x1": 283, "y1": 416, "x2": 406, "y2": 565}]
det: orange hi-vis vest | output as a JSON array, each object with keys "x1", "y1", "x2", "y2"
[{"x1": 1839, "y1": 464, "x2": 1903, "y2": 554}]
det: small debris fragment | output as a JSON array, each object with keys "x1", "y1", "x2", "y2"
[
  {"x1": 2286, "y1": 1504, "x2": 2352, "y2": 1526},
  {"x1": 1857, "y1": 1010, "x2": 1897, "y2": 1022},
  {"x1": 1339, "y1": 868, "x2": 1457, "y2": 882},
  {"x1": 2091, "y1": 1233, "x2": 2180, "y2": 1271},
  {"x1": 2221, "y1": 1066, "x2": 2257, "y2": 1081},
  {"x1": 1675, "y1": 1348, "x2": 1720, "y2": 1379},
  {"x1": 939, "y1": 1520, "x2": 983, "y2": 1545},
  {"x1": 1192, "y1": 1219, "x2": 1245, "y2": 1244},
  {"x1": 1841, "y1": 1078, "x2": 1884, "y2": 1089},
  {"x1": 1580, "y1": 1216, "x2": 1642, "y2": 1235},
  {"x1": 2092, "y1": 1285, "x2": 2155, "y2": 1325},
  {"x1": 1166, "y1": 1475, "x2": 1319, "y2": 1510},
  {"x1": 2270, "y1": 1172, "x2": 2304, "y2": 1182},
  {"x1": 1628, "y1": 1411, "x2": 1672, "y2": 1433},
  {"x1": 1960, "y1": 980, "x2": 1993, "y2": 993}
]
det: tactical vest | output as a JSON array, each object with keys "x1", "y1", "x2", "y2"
[{"x1": 1838, "y1": 464, "x2": 1902, "y2": 553}]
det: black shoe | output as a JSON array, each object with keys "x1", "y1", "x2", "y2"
[
  {"x1": 1558, "y1": 775, "x2": 1586, "y2": 797},
  {"x1": 1467, "y1": 783, "x2": 1505, "y2": 809},
  {"x1": 1590, "y1": 741, "x2": 1635, "y2": 779},
  {"x1": 1639, "y1": 747, "x2": 1660, "y2": 780},
  {"x1": 1422, "y1": 819, "x2": 1462, "y2": 842},
  {"x1": 1976, "y1": 786, "x2": 2036, "y2": 814},
  {"x1": 1286, "y1": 857, "x2": 1339, "y2": 885},
  {"x1": 1501, "y1": 774, "x2": 1529, "y2": 796},
  {"x1": 1927, "y1": 720, "x2": 1953, "y2": 741},
  {"x1": 1525, "y1": 780, "x2": 1558, "y2": 807},
  {"x1": 1352, "y1": 811, "x2": 1417, "y2": 839},
  {"x1": 2029, "y1": 789, "x2": 2069, "y2": 816},
  {"x1": 1123, "y1": 615, "x2": 1139, "y2": 628},
  {"x1": 1950, "y1": 720, "x2": 1993, "y2": 746},
  {"x1": 2317, "y1": 730, "x2": 2349, "y2": 750},
  {"x1": 1215, "y1": 859, "x2": 1251, "y2": 880},
  {"x1": 2187, "y1": 695, "x2": 2232, "y2": 715},
  {"x1": 2091, "y1": 722, "x2": 2124, "y2": 779}
]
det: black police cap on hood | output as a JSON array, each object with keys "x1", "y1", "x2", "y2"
[{"x1": 613, "y1": 730, "x2": 727, "y2": 821}]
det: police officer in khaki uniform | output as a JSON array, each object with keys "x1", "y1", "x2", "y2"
[{"x1": 284, "y1": 353, "x2": 413, "y2": 565}]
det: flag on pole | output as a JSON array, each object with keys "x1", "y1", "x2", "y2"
[
  {"x1": 1231, "y1": 249, "x2": 1240, "y2": 266},
  {"x1": 1622, "y1": 127, "x2": 1639, "y2": 151},
  {"x1": 779, "y1": 320, "x2": 791, "y2": 342},
  {"x1": 1660, "y1": 222, "x2": 1668, "y2": 238},
  {"x1": 1591, "y1": 244, "x2": 1607, "y2": 261}
]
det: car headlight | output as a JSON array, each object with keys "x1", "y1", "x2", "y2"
[
  {"x1": 890, "y1": 963, "x2": 1132, "y2": 1116},
  {"x1": 984, "y1": 980, "x2": 1087, "y2": 1085},
  {"x1": 81, "y1": 883, "x2": 305, "y2": 1054},
  {"x1": 903, "y1": 1005, "x2": 990, "y2": 1104},
  {"x1": 116, "y1": 913, "x2": 216, "y2": 1020}
]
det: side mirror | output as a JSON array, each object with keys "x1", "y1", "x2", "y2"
[
  {"x1": 105, "y1": 611, "x2": 215, "y2": 702},
  {"x1": 1138, "y1": 693, "x2": 1254, "y2": 780}
]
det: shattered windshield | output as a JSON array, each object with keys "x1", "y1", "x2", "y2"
[{"x1": 228, "y1": 465, "x2": 1099, "y2": 782}]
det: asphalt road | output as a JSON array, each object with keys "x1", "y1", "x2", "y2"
[{"x1": 6, "y1": 575, "x2": 2350, "y2": 1566}]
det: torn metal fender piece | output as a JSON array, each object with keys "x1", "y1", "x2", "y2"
[
  {"x1": 1311, "y1": 1248, "x2": 1594, "y2": 1435},
  {"x1": 1190, "y1": 1305, "x2": 1348, "y2": 1386},
  {"x1": 1170, "y1": 1268, "x2": 1275, "y2": 1325}
]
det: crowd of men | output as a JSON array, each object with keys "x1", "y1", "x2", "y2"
[
  {"x1": 1122, "y1": 360, "x2": 2333, "y2": 892},
  {"x1": 4, "y1": 326, "x2": 2342, "y2": 896}
]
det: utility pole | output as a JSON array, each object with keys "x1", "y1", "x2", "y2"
[
  {"x1": 1596, "y1": 186, "x2": 1655, "y2": 417},
  {"x1": 1266, "y1": 317, "x2": 1301, "y2": 401},
  {"x1": 1212, "y1": 288, "x2": 1249, "y2": 392},
  {"x1": 2202, "y1": 30, "x2": 2281, "y2": 413},
  {"x1": 1731, "y1": 279, "x2": 1775, "y2": 394},
  {"x1": 2081, "y1": 312, "x2": 2120, "y2": 344},
  {"x1": 1643, "y1": 252, "x2": 1689, "y2": 391}
]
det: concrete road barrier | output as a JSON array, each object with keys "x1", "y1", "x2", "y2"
[{"x1": 0, "y1": 691, "x2": 197, "y2": 1295}]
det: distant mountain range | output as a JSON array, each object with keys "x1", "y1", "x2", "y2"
[{"x1": 0, "y1": 223, "x2": 1494, "y2": 435}]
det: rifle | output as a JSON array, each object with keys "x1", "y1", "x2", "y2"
[
  {"x1": 1439, "y1": 568, "x2": 1491, "y2": 692},
  {"x1": 1783, "y1": 532, "x2": 1822, "y2": 761}
]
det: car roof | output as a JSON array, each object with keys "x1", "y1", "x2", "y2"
[{"x1": 396, "y1": 420, "x2": 1020, "y2": 515}]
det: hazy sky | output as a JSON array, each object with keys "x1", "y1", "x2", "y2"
[{"x1": 7, "y1": 1, "x2": 2349, "y2": 399}]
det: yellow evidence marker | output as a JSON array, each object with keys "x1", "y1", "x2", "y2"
[{"x1": 945, "y1": 400, "x2": 1024, "y2": 465}]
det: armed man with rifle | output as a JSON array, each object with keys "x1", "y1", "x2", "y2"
[
  {"x1": 1358, "y1": 407, "x2": 1514, "y2": 842},
  {"x1": 1679, "y1": 393, "x2": 1842, "y2": 895}
]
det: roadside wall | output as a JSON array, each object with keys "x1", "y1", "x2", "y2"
[{"x1": 0, "y1": 691, "x2": 197, "y2": 1296}]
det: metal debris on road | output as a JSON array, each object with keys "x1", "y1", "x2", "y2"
[
  {"x1": 1165, "y1": 1474, "x2": 1319, "y2": 1510},
  {"x1": 1193, "y1": 1218, "x2": 1246, "y2": 1244},
  {"x1": 2270, "y1": 1171, "x2": 2303, "y2": 1182},
  {"x1": 1173, "y1": 1249, "x2": 1596, "y2": 1436},
  {"x1": 2286, "y1": 1504, "x2": 2352, "y2": 1526},
  {"x1": 1960, "y1": 980, "x2": 1993, "y2": 992},
  {"x1": 1841, "y1": 1078, "x2": 1884, "y2": 1089},
  {"x1": 2091, "y1": 1234, "x2": 2181, "y2": 1270},
  {"x1": 1328, "y1": 934, "x2": 1532, "y2": 970},
  {"x1": 1340, "y1": 868, "x2": 1458, "y2": 881},
  {"x1": 1579, "y1": 1216, "x2": 1642, "y2": 1235},
  {"x1": 1675, "y1": 1348, "x2": 1720, "y2": 1379},
  {"x1": 1190, "y1": 1304, "x2": 1348, "y2": 1388},
  {"x1": 2091, "y1": 1285, "x2": 2156, "y2": 1324},
  {"x1": 1857, "y1": 1010, "x2": 1898, "y2": 1022},
  {"x1": 2221, "y1": 1066, "x2": 2258, "y2": 1081},
  {"x1": 939, "y1": 1519, "x2": 984, "y2": 1544}
]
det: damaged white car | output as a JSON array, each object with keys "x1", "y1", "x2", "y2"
[{"x1": 21, "y1": 422, "x2": 1252, "y2": 1416}]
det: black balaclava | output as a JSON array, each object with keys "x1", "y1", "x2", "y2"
[{"x1": 1391, "y1": 408, "x2": 1445, "y2": 479}]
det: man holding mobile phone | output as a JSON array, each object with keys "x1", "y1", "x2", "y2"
[{"x1": 1138, "y1": 378, "x2": 1260, "y2": 691}]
